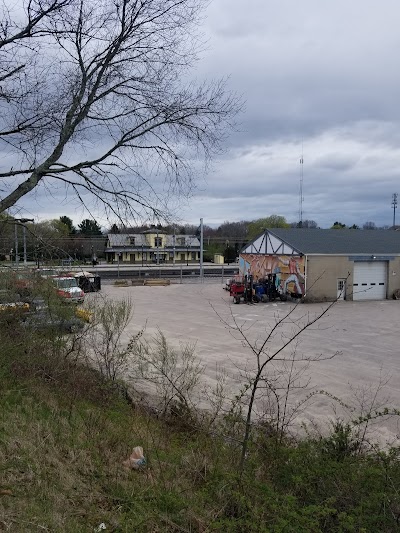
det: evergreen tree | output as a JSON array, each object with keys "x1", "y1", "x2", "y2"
[{"x1": 78, "y1": 219, "x2": 102, "y2": 236}]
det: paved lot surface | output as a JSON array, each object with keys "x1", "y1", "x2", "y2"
[{"x1": 90, "y1": 281, "x2": 400, "y2": 444}]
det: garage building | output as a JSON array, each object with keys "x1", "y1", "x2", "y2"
[{"x1": 240, "y1": 228, "x2": 400, "y2": 301}]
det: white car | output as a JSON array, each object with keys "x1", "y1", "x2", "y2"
[
  {"x1": 37, "y1": 268, "x2": 59, "y2": 279},
  {"x1": 224, "y1": 278, "x2": 232, "y2": 291}
]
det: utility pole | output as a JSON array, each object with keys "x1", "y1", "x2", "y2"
[
  {"x1": 156, "y1": 227, "x2": 160, "y2": 265},
  {"x1": 172, "y1": 227, "x2": 176, "y2": 265},
  {"x1": 199, "y1": 217, "x2": 204, "y2": 282},
  {"x1": 299, "y1": 145, "x2": 304, "y2": 227},
  {"x1": 392, "y1": 193, "x2": 398, "y2": 227}
]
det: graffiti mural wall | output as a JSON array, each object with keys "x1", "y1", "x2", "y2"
[{"x1": 239, "y1": 254, "x2": 305, "y2": 295}]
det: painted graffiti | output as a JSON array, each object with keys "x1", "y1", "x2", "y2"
[{"x1": 239, "y1": 254, "x2": 305, "y2": 295}]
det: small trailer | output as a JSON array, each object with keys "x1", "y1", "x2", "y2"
[
  {"x1": 229, "y1": 280, "x2": 245, "y2": 304},
  {"x1": 64, "y1": 271, "x2": 101, "y2": 292}
]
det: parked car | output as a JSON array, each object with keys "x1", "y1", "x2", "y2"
[
  {"x1": 22, "y1": 310, "x2": 85, "y2": 333},
  {"x1": 0, "y1": 300, "x2": 30, "y2": 313},
  {"x1": 224, "y1": 278, "x2": 232, "y2": 291},
  {"x1": 36, "y1": 268, "x2": 59, "y2": 279},
  {"x1": 0, "y1": 289, "x2": 30, "y2": 314},
  {"x1": 12, "y1": 270, "x2": 34, "y2": 295},
  {"x1": 53, "y1": 276, "x2": 85, "y2": 304}
]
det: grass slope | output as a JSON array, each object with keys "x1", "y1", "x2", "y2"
[{"x1": 1, "y1": 319, "x2": 400, "y2": 532}]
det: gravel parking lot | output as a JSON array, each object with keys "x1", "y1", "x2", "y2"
[{"x1": 90, "y1": 281, "x2": 400, "y2": 444}]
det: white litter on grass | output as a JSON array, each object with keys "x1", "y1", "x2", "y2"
[
  {"x1": 122, "y1": 446, "x2": 146, "y2": 470},
  {"x1": 94, "y1": 523, "x2": 106, "y2": 532}
]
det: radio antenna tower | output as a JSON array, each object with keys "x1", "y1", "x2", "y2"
[
  {"x1": 392, "y1": 192, "x2": 398, "y2": 227},
  {"x1": 299, "y1": 144, "x2": 304, "y2": 227}
]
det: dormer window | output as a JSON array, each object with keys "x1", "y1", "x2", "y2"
[
  {"x1": 129, "y1": 237, "x2": 135, "y2": 245},
  {"x1": 177, "y1": 237, "x2": 185, "y2": 245},
  {"x1": 154, "y1": 237, "x2": 162, "y2": 247}
]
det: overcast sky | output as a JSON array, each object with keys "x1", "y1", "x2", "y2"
[
  {"x1": 13, "y1": 0, "x2": 400, "y2": 229},
  {"x1": 179, "y1": 0, "x2": 400, "y2": 229}
]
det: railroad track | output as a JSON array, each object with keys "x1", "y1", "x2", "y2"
[{"x1": 98, "y1": 267, "x2": 239, "y2": 280}]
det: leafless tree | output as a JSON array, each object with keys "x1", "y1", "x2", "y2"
[
  {"x1": 0, "y1": 0, "x2": 240, "y2": 220},
  {"x1": 290, "y1": 219, "x2": 318, "y2": 229},
  {"x1": 0, "y1": 0, "x2": 72, "y2": 81},
  {"x1": 363, "y1": 221, "x2": 377, "y2": 230},
  {"x1": 216, "y1": 220, "x2": 249, "y2": 245}
]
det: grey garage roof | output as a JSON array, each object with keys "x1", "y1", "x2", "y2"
[{"x1": 267, "y1": 228, "x2": 400, "y2": 255}]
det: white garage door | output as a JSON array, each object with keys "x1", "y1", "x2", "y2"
[{"x1": 353, "y1": 262, "x2": 387, "y2": 301}]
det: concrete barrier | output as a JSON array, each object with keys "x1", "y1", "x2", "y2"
[
  {"x1": 143, "y1": 279, "x2": 170, "y2": 286},
  {"x1": 114, "y1": 279, "x2": 129, "y2": 287}
]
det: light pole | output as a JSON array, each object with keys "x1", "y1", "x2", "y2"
[
  {"x1": 91, "y1": 244, "x2": 96, "y2": 267},
  {"x1": 141, "y1": 244, "x2": 144, "y2": 267},
  {"x1": 23, "y1": 226, "x2": 28, "y2": 265},
  {"x1": 14, "y1": 223, "x2": 18, "y2": 268},
  {"x1": 186, "y1": 243, "x2": 189, "y2": 266},
  {"x1": 14, "y1": 218, "x2": 34, "y2": 268}
]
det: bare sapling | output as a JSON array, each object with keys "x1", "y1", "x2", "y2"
[
  {"x1": 214, "y1": 296, "x2": 342, "y2": 476},
  {"x1": 254, "y1": 341, "x2": 316, "y2": 444}
]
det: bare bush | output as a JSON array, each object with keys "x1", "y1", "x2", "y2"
[
  {"x1": 127, "y1": 329, "x2": 204, "y2": 419},
  {"x1": 312, "y1": 371, "x2": 400, "y2": 454},
  {"x1": 86, "y1": 296, "x2": 133, "y2": 381}
]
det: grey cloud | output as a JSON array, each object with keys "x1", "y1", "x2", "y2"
[
  {"x1": 313, "y1": 153, "x2": 359, "y2": 172},
  {"x1": 199, "y1": 0, "x2": 400, "y2": 149},
  {"x1": 4, "y1": 0, "x2": 400, "y2": 231},
  {"x1": 183, "y1": 117, "x2": 400, "y2": 227}
]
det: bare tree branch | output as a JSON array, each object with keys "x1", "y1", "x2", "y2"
[{"x1": 0, "y1": 0, "x2": 241, "y2": 219}]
